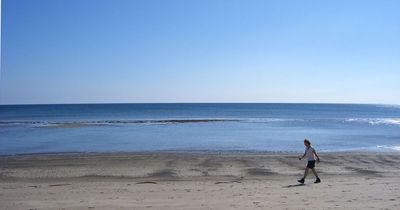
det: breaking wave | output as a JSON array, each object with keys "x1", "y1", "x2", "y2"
[
  {"x1": 345, "y1": 118, "x2": 400, "y2": 126},
  {"x1": 377, "y1": 145, "x2": 400, "y2": 151}
]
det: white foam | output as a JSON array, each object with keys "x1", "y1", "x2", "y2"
[
  {"x1": 345, "y1": 118, "x2": 400, "y2": 126},
  {"x1": 377, "y1": 145, "x2": 400, "y2": 151}
]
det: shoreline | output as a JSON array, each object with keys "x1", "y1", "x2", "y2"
[{"x1": 1, "y1": 149, "x2": 399, "y2": 157}]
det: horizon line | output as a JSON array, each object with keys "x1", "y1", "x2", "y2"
[{"x1": 0, "y1": 102, "x2": 398, "y2": 106}]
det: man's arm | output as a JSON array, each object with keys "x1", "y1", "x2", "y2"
[
  {"x1": 299, "y1": 152, "x2": 306, "y2": 160},
  {"x1": 313, "y1": 149, "x2": 320, "y2": 163}
]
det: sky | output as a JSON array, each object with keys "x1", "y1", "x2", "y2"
[{"x1": 1, "y1": 0, "x2": 399, "y2": 105}]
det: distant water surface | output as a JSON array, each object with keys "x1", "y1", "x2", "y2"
[{"x1": 0, "y1": 103, "x2": 399, "y2": 155}]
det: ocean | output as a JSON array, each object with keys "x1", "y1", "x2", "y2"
[{"x1": 0, "y1": 103, "x2": 399, "y2": 155}]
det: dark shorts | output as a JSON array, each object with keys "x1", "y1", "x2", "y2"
[{"x1": 306, "y1": 160, "x2": 316, "y2": 169}]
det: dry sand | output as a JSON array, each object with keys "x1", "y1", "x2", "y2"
[{"x1": 0, "y1": 152, "x2": 399, "y2": 209}]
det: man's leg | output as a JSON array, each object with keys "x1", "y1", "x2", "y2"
[
  {"x1": 298, "y1": 168, "x2": 308, "y2": 183},
  {"x1": 311, "y1": 168, "x2": 318, "y2": 177},
  {"x1": 312, "y1": 168, "x2": 321, "y2": 183},
  {"x1": 303, "y1": 168, "x2": 309, "y2": 178}
]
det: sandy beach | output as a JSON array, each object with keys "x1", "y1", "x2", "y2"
[{"x1": 0, "y1": 152, "x2": 399, "y2": 209}]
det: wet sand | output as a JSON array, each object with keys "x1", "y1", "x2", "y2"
[{"x1": 1, "y1": 152, "x2": 399, "y2": 209}]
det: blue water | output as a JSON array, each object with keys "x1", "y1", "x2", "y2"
[{"x1": 1, "y1": 103, "x2": 400, "y2": 155}]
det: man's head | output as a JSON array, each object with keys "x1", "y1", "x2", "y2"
[{"x1": 304, "y1": 139, "x2": 311, "y2": 147}]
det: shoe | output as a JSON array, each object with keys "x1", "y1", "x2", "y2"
[
  {"x1": 297, "y1": 178, "x2": 305, "y2": 184},
  {"x1": 314, "y1": 177, "x2": 321, "y2": 183}
]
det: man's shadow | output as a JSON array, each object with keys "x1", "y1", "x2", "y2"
[{"x1": 282, "y1": 183, "x2": 305, "y2": 188}]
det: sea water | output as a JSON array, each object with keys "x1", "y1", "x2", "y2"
[{"x1": 0, "y1": 103, "x2": 399, "y2": 155}]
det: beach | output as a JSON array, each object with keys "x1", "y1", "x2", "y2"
[{"x1": 1, "y1": 152, "x2": 399, "y2": 209}]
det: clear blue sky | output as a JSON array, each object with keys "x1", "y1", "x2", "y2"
[{"x1": 1, "y1": 0, "x2": 399, "y2": 104}]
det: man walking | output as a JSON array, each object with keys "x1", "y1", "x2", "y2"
[{"x1": 298, "y1": 139, "x2": 321, "y2": 184}]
